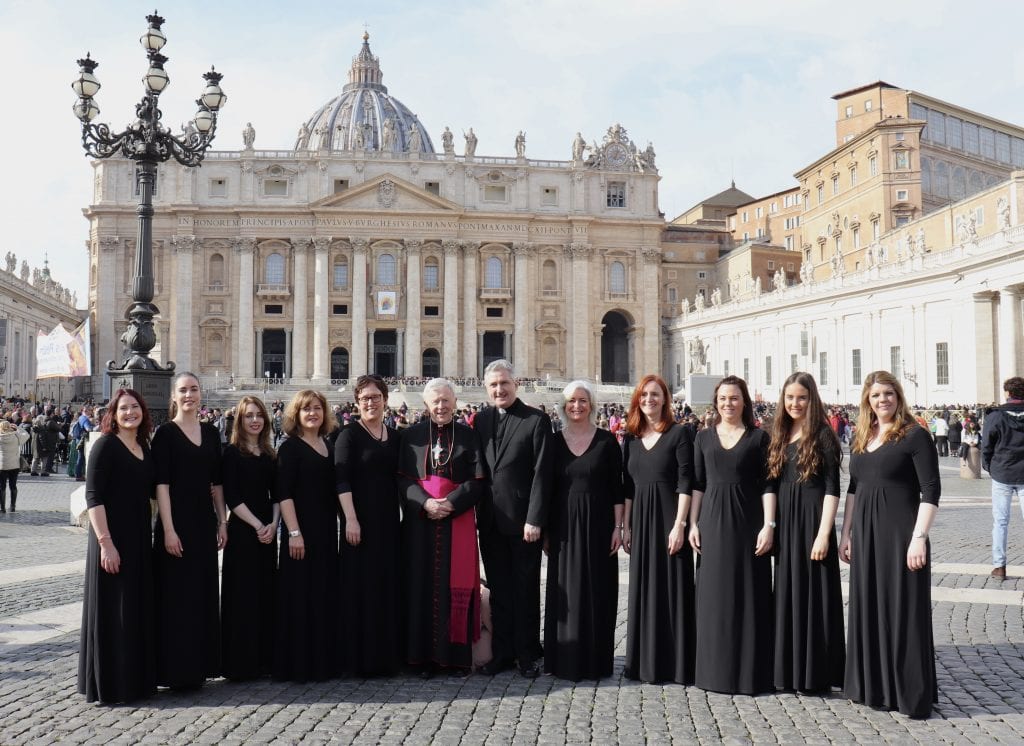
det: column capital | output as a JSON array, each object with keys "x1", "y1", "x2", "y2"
[
  {"x1": 641, "y1": 246, "x2": 661, "y2": 264},
  {"x1": 170, "y1": 235, "x2": 198, "y2": 254},
  {"x1": 460, "y1": 240, "x2": 480, "y2": 254},
  {"x1": 231, "y1": 237, "x2": 257, "y2": 255},
  {"x1": 442, "y1": 239, "x2": 461, "y2": 256},
  {"x1": 405, "y1": 239, "x2": 423, "y2": 255},
  {"x1": 312, "y1": 236, "x2": 333, "y2": 253},
  {"x1": 291, "y1": 236, "x2": 312, "y2": 254},
  {"x1": 350, "y1": 237, "x2": 369, "y2": 254},
  {"x1": 98, "y1": 235, "x2": 121, "y2": 252},
  {"x1": 565, "y1": 242, "x2": 591, "y2": 259},
  {"x1": 512, "y1": 241, "x2": 534, "y2": 256}
]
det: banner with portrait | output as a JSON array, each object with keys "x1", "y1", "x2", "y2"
[
  {"x1": 35, "y1": 318, "x2": 92, "y2": 379},
  {"x1": 376, "y1": 290, "x2": 397, "y2": 315}
]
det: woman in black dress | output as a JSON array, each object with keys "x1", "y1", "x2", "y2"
[
  {"x1": 840, "y1": 370, "x2": 939, "y2": 719},
  {"x1": 336, "y1": 375, "x2": 402, "y2": 676},
  {"x1": 153, "y1": 372, "x2": 226, "y2": 689},
  {"x1": 274, "y1": 389, "x2": 339, "y2": 681},
  {"x1": 398, "y1": 378, "x2": 485, "y2": 677},
  {"x1": 544, "y1": 380, "x2": 623, "y2": 681},
  {"x1": 689, "y1": 375, "x2": 774, "y2": 695},
  {"x1": 220, "y1": 395, "x2": 278, "y2": 680},
  {"x1": 622, "y1": 374, "x2": 695, "y2": 684},
  {"x1": 78, "y1": 389, "x2": 156, "y2": 703},
  {"x1": 767, "y1": 372, "x2": 845, "y2": 693}
]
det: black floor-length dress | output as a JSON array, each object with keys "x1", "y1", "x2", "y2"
[
  {"x1": 78, "y1": 434, "x2": 156, "y2": 703},
  {"x1": 845, "y1": 425, "x2": 940, "y2": 719},
  {"x1": 273, "y1": 436, "x2": 339, "y2": 681},
  {"x1": 771, "y1": 437, "x2": 845, "y2": 693},
  {"x1": 335, "y1": 423, "x2": 402, "y2": 676},
  {"x1": 220, "y1": 445, "x2": 277, "y2": 680},
  {"x1": 622, "y1": 423, "x2": 695, "y2": 684},
  {"x1": 693, "y1": 426, "x2": 774, "y2": 695},
  {"x1": 152, "y1": 422, "x2": 223, "y2": 688},
  {"x1": 544, "y1": 428, "x2": 623, "y2": 681}
]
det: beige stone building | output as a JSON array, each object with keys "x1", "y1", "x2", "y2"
[{"x1": 84, "y1": 36, "x2": 666, "y2": 391}]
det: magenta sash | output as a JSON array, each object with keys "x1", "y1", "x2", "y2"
[{"x1": 420, "y1": 474, "x2": 480, "y2": 644}]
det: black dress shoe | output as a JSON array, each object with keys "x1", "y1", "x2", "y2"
[
  {"x1": 418, "y1": 665, "x2": 435, "y2": 680},
  {"x1": 518, "y1": 659, "x2": 542, "y2": 679},
  {"x1": 478, "y1": 658, "x2": 512, "y2": 676}
]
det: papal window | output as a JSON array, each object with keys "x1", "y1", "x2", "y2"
[
  {"x1": 484, "y1": 256, "x2": 504, "y2": 289},
  {"x1": 377, "y1": 253, "x2": 396, "y2": 285},
  {"x1": 609, "y1": 261, "x2": 626, "y2": 294},
  {"x1": 265, "y1": 253, "x2": 285, "y2": 285}
]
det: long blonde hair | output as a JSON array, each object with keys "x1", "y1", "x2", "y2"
[{"x1": 851, "y1": 370, "x2": 917, "y2": 453}]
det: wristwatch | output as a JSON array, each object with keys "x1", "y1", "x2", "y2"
[
  {"x1": 288, "y1": 529, "x2": 301, "y2": 538},
  {"x1": 766, "y1": 521, "x2": 777, "y2": 529}
]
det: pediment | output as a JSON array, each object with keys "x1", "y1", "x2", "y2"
[{"x1": 311, "y1": 174, "x2": 460, "y2": 212}]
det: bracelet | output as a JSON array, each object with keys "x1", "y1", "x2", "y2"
[
  {"x1": 912, "y1": 531, "x2": 927, "y2": 539},
  {"x1": 766, "y1": 521, "x2": 777, "y2": 529},
  {"x1": 616, "y1": 524, "x2": 625, "y2": 529},
  {"x1": 288, "y1": 529, "x2": 301, "y2": 538}
]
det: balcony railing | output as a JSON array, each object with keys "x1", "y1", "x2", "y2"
[
  {"x1": 257, "y1": 283, "x2": 291, "y2": 298},
  {"x1": 479, "y1": 287, "x2": 512, "y2": 300}
]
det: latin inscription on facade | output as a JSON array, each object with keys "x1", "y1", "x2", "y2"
[{"x1": 177, "y1": 215, "x2": 586, "y2": 237}]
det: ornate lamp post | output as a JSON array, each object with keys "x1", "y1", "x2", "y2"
[{"x1": 72, "y1": 12, "x2": 225, "y2": 414}]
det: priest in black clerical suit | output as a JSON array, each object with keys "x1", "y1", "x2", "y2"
[{"x1": 475, "y1": 359, "x2": 552, "y2": 678}]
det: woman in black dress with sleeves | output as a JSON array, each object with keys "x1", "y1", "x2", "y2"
[
  {"x1": 689, "y1": 375, "x2": 775, "y2": 695},
  {"x1": 152, "y1": 372, "x2": 226, "y2": 689},
  {"x1": 767, "y1": 372, "x2": 845, "y2": 693},
  {"x1": 78, "y1": 389, "x2": 156, "y2": 704},
  {"x1": 274, "y1": 389, "x2": 339, "y2": 682},
  {"x1": 220, "y1": 395, "x2": 278, "y2": 680},
  {"x1": 840, "y1": 370, "x2": 940, "y2": 719},
  {"x1": 544, "y1": 380, "x2": 623, "y2": 681},
  {"x1": 336, "y1": 375, "x2": 402, "y2": 677},
  {"x1": 622, "y1": 374, "x2": 695, "y2": 685}
]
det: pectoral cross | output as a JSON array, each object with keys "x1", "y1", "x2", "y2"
[{"x1": 432, "y1": 439, "x2": 443, "y2": 462}]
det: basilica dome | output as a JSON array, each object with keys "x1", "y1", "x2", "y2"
[{"x1": 294, "y1": 34, "x2": 435, "y2": 154}]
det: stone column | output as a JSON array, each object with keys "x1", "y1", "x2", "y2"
[
  {"x1": 998, "y1": 286, "x2": 1021, "y2": 387},
  {"x1": 462, "y1": 242, "x2": 479, "y2": 377},
  {"x1": 641, "y1": 247, "x2": 662, "y2": 375},
  {"x1": 477, "y1": 330, "x2": 485, "y2": 377},
  {"x1": 170, "y1": 235, "x2": 197, "y2": 371},
  {"x1": 290, "y1": 237, "x2": 310, "y2": 380},
  {"x1": 96, "y1": 236, "x2": 120, "y2": 376},
  {"x1": 311, "y1": 236, "x2": 331, "y2": 382},
  {"x1": 504, "y1": 330, "x2": 513, "y2": 363},
  {"x1": 397, "y1": 328, "x2": 406, "y2": 376},
  {"x1": 232, "y1": 237, "x2": 256, "y2": 378},
  {"x1": 283, "y1": 328, "x2": 292, "y2": 379},
  {"x1": 512, "y1": 242, "x2": 532, "y2": 374},
  {"x1": 404, "y1": 240, "x2": 422, "y2": 377},
  {"x1": 973, "y1": 292, "x2": 998, "y2": 403},
  {"x1": 367, "y1": 329, "x2": 376, "y2": 374},
  {"x1": 567, "y1": 243, "x2": 591, "y2": 379},
  {"x1": 350, "y1": 238, "x2": 368, "y2": 377},
  {"x1": 442, "y1": 240, "x2": 460, "y2": 376},
  {"x1": 255, "y1": 327, "x2": 264, "y2": 378}
]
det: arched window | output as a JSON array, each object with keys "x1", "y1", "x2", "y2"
[
  {"x1": 951, "y1": 166, "x2": 966, "y2": 200},
  {"x1": 208, "y1": 253, "x2": 224, "y2": 286},
  {"x1": 609, "y1": 261, "x2": 626, "y2": 294},
  {"x1": 377, "y1": 253, "x2": 397, "y2": 285},
  {"x1": 933, "y1": 162, "x2": 949, "y2": 199},
  {"x1": 333, "y1": 257, "x2": 348, "y2": 290},
  {"x1": 920, "y1": 156, "x2": 932, "y2": 194},
  {"x1": 208, "y1": 332, "x2": 224, "y2": 364},
  {"x1": 422, "y1": 348, "x2": 441, "y2": 378},
  {"x1": 542, "y1": 337, "x2": 558, "y2": 368},
  {"x1": 542, "y1": 259, "x2": 557, "y2": 291},
  {"x1": 265, "y1": 253, "x2": 285, "y2": 284},
  {"x1": 968, "y1": 170, "x2": 984, "y2": 196},
  {"x1": 423, "y1": 257, "x2": 440, "y2": 291},
  {"x1": 484, "y1": 256, "x2": 503, "y2": 289},
  {"x1": 331, "y1": 347, "x2": 349, "y2": 381}
]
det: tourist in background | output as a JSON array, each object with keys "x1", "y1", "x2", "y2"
[
  {"x1": 544, "y1": 380, "x2": 623, "y2": 681},
  {"x1": 274, "y1": 389, "x2": 339, "y2": 681},
  {"x1": 78, "y1": 389, "x2": 156, "y2": 703},
  {"x1": 152, "y1": 372, "x2": 226, "y2": 689},
  {"x1": 840, "y1": 370, "x2": 939, "y2": 719},
  {"x1": 981, "y1": 376, "x2": 1024, "y2": 581},
  {"x1": 622, "y1": 374, "x2": 695, "y2": 685},
  {"x1": 767, "y1": 372, "x2": 845, "y2": 693},
  {"x1": 689, "y1": 375, "x2": 774, "y2": 695},
  {"x1": 0, "y1": 421, "x2": 28, "y2": 512},
  {"x1": 336, "y1": 375, "x2": 403, "y2": 676},
  {"x1": 220, "y1": 395, "x2": 278, "y2": 680}
]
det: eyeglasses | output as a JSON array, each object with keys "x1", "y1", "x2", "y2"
[
  {"x1": 243, "y1": 413, "x2": 264, "y2": 420},
  {"x1": 357, "y1": 394, "x2": 383, "y2": 404}
]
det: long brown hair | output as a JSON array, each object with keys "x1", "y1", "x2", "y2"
[
  {"x1": 768, "y1": 372, "x2": 840, "y2": 481},
  {"x1": 283, "y1": 389, "x2": 337, "y2": 438},
  {"x1": 712, "y1": 376, "x2": 756, "y2": 429},
  {"x1": 101, "y1": 388, "x2": 153, "y2": 445},
  {"x1": 230, "y1": 395, "x2": 275, "y2": 459},
  {"x1": 626, "y1": 374, "x2": 673, "y2": 436},
  {"x1": 851, "y1": 370, "x2": 917, "y2": 453},
  {"x1": 167, "y1": 371, "x2": 201, "y2": 419}
]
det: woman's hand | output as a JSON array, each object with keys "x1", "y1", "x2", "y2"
[
  {"x1": 839, "y1": 534, "x2": 852, "y2": 564},
  {"x1": 256, "y1": 522, "x2": 276, "y2": 544},
  {"x1": 810, "y1": 532, "x2": 830, "y2": 561},
  {"x1": 217, "y1": 523, "x2": 228, "y2": 550},
  {"x1": 99, "y1": 540, "x2": 121, "y2": 574},
  {"x1": 621, "y1": 526, "x2": 632, "y2": 555},
  {"x1": 755, "y1": 525, "x2": 774, "y2": 556},
  {"x1": 907, "y1": 536, "x2": 928, "y2": 571},
  {"x1": 667, "y1": 522, "x2": 686, "y2": 555},
  {"x1": 610, "y1": 527, "x2": 622, "y2": 555},
  {"x1": 289, "y1": 533, "x2": 305, "y2": 560},
  {"x1": 688, "y1": 524, "x2": 701, "y2": 555},
  {"x1": 164, "y1": 529, "x2": 183, "y2": 557},
  {"x1": 345, "y1": 517, "x2": 361, "y2": 547}
]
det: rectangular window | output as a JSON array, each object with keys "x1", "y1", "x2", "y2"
[
  {"x1": 817, "y1": 185, "x2": 824, "y2": 204},
  {"x1": 697, "y1": 270, "x2": 707, "y2": 280},
  {"x1": 926, "y1": 111, "x2": 945, "y2": 144},
  {"x1": 768, "y1": 260, "x2": 775, "y2": 270},
  {"x1": 872, "y1": 219, "x2": 880, "y2": 241},
  {"x1": 964, "y1": 122, "x2": 980, "y2": 154},
  {"x1": 851, "y1": 348, "x2": 862, "y2": 385},
  {"x1": 264, "y1": 304, "x2": 283, "y2": 314},
  {"x1": 770, "y1": 201, "x2": 778, "y2": 213},
  {"x1": 800, "y1": 330, "x2": 809, "y2": 356},
  {"x1": 743, "y1": 358, "x2": 750, "y2": 381},
  {"x1": 936, "y1": 342, "x2": 950, "y2": 385},
  {"x1": 790, "y1": 354, "x2": 798, "y2": 373},
  {"x1": 756, "y1": 207, "x2": 763, "y2": 218},
  {"x1": 894, "y1": 150, "x2": 909, "y2": 170},
  {"x1": 765, "y1": 356, "x2": 772, "y2": 387},
  {"x1": 896, "y1": 189, "x2": 909, "y2": 201},
  {"x1": 424, "y1": 181, "x2": 439, "y2": 195},
  {"x1": 947, "y1": 117, "x2": 963, "y2": 150},
  {"x1": 975, "y1": 207, "x2": 985, "y2": 226},
  {"x1": 742, "y1": 211, "x2": 749, "y2": 222},
  {"x1": 832, "y1": 176, "x2": 840, "y2": 195},
  {"x1": 724, "y1": 360, "x2": 730, "y2": 377},
  {"x1": 541, "y1": 187, "x2": 558, "y2": 206},
  {"x1": 484, "y1": 185, "x2": 507, "y2": 202},
  {"x1": 845, "y1": 105, "x2": 853, "y2": 118},
  {"x1": 332, "y1": 304, "x2": 348, "y2": 315},
  {"x1": 334, "y1": 179, "x2": 349, "y2": 193},
  {"x1": 895, "y1": 131, "x2": 906, "y2": 142},
  {"x1": 819, "y1": 351, "x2": 828, "y2": 386},
  {"x1": 865, "y1": 99, "x2": 873, "y2": 112},
  {"x1": 895, "y1": 215, "x2": 910, "y2": 227},
  {"x1": 209, "y1": 178, "x2": 227, "y2": 197},
  {"x1": 263, "y1": 179, "x2": 288, "y2": 196},
  {"x1": 890, "y1": 345, "x2": 902, "y2": 378},
  {"x1": 1013, "y1": 137, "x2": 1024, "y2": 168},
  {"x1": 869, "y1": 156, "x2": 877, "y2": 177},
  {"x1": 424, "y1": 305, "x2": 440, "y2": 317},
  {"x1": 743, "y1": 232, "x2": 750, "y2": 241},
  {"x1": 423, "y1": 263, "x2": 439, "y2": 291},
  {"x1": 667, "y1": 286, "x2": 677, "y2": 302},
  {"x1": 606, "y1": 181, "x2": 626, "y2": 208},
  {"x1": 485, "y1": 307, "x2": 503, "y2": 318},
  {"x1": 756, "y1": 228, "x2": 764, "y2": 238},
  {"x1": 785, "y1": 236, "x2": 794, "y2": 250},
  {"x1": 850, "y1": 166, "x2": 858, "y2": 186},
  {"x1": 784, "y1": 195, "x2": 792, "y2": 208},
  {"x1": 853, "y1": 227, "x2": 860, "y2": 248},
  {"x1": 996, "y1": 132, "x2": 1012, "y2": 164},
  {"x1": 981, "y1": 127, "x2": 996, "y2": 159}
]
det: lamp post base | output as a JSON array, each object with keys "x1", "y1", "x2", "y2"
[{"x1": 107, "y1": 367, "x2": 174, "y2": 424}]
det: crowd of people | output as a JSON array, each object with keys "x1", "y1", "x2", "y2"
[{"x1": 69, "y1": 361, "x2": 951, "y2": 720}]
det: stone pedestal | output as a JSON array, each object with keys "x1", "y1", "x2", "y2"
[{"x1": 106, "y1": 367, "x2": 174, "y2": 424}]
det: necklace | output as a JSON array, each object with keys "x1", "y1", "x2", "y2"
[
  {"x1": 429, "y1": 418, "x2": 454, "y2": 469},
  {"x1": 360, "y1": 418, "x2": 385, "y2": 442}
]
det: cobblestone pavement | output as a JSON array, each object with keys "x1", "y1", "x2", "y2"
[{"x1": 1, "y1": 463, "x2": 1023, "y2": 745}]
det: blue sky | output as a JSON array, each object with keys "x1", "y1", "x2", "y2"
[{"x1": 4, "y1": 0, "x2": 1024, "y2": 301}]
